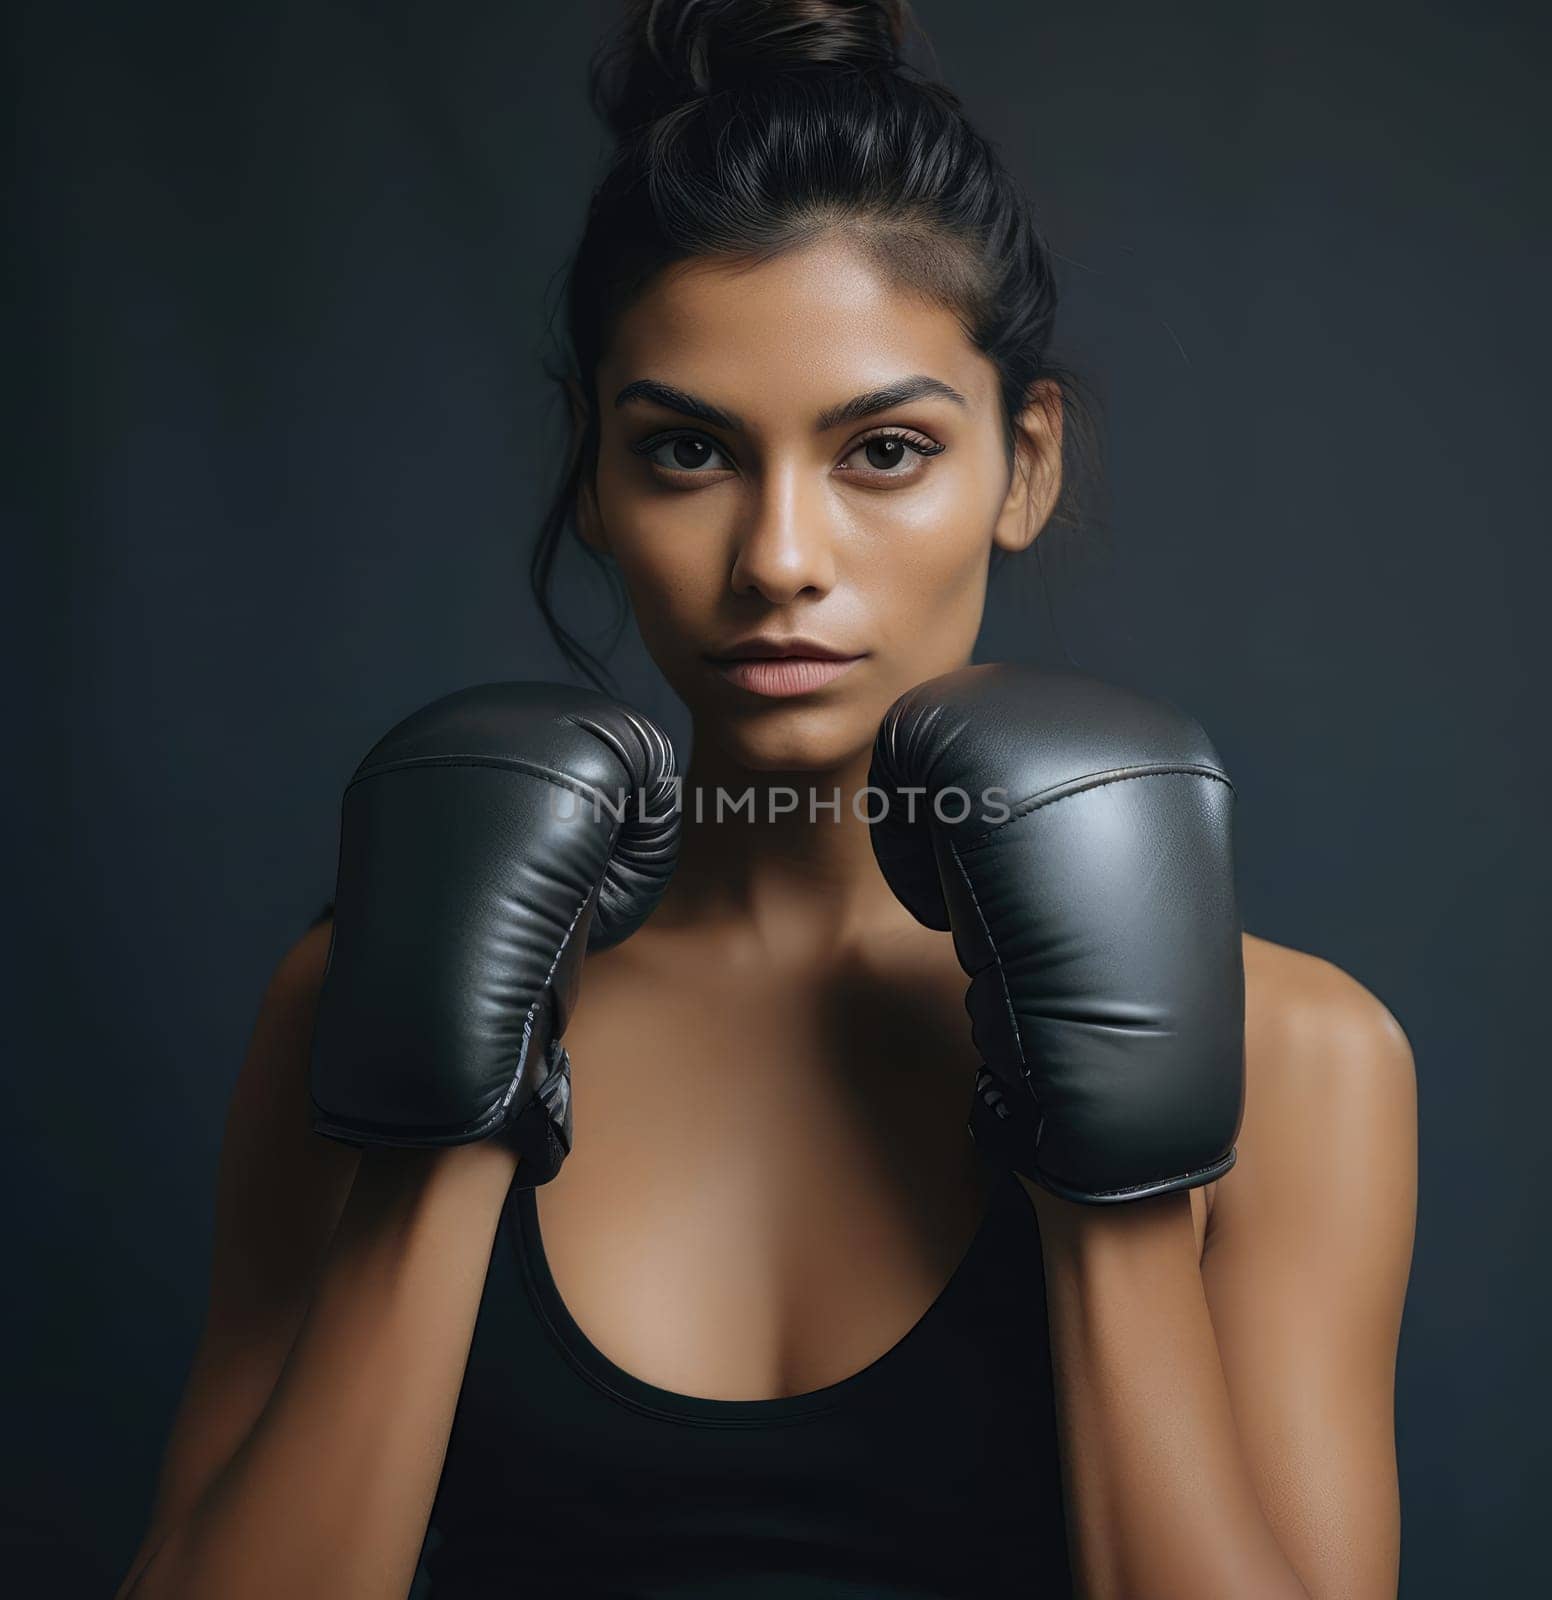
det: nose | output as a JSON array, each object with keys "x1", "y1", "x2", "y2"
[{"x1": 728, "y1": 464, "x2": 837, "y2": 604}]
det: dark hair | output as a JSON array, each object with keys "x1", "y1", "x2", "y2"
[{"x1": 533, "y1": 0, "x2": 1100, "y2": 689}]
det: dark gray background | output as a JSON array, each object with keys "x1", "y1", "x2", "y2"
[{"x1": 12, "y1": 0, "x2": 1548, "y2": 1592}]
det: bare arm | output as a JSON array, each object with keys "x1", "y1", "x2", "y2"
[
  {"x1": 117, "y1": 924, "x2": 521, "y2": 1600},
  {"x1": 1027, "y1": 944, "x2": 1417, "y2": 1599},
  {"x1": 1199, "y1": 946, "x2": 1417, "y2": 1594}
]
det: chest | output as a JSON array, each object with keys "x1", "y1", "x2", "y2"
[{"x1": 537, "y1": 926, "x2": 992, "y2": 1401}]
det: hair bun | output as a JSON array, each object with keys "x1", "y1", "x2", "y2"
[{"x1": 593, "y1": 0, "x2": 913, "y2": 139}]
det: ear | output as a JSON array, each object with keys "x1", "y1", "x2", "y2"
[
  {"x1": 564, "y1": 374, "x2": 608, "y2": 555},
  {"x1": 992, "y1": 379, "x2": 1064, "y2": 556}
]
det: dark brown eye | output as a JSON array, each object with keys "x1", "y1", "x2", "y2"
[
  {"x1": 636, "y1": 433, "x2": 729, "y2": 473},
  {"x1": 668, "y1": 437, "x2": 713, "y2": 469},
  {"x1": 841, "y1": 429, "x2": 945, "y2": 478},
  {"x1": 863, "y1": 437, "x2": 908, "y2": 471}
]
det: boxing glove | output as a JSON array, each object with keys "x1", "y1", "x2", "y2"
[
  {"x1": 310, "y1": 682, "x2": 679, "y2": 1183},
  {"x1": 868, "y1": 664, "x2": 1244, "y2": 1203}
]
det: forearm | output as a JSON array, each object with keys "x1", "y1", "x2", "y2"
[
  {"x1": 124, "y1": 1143, "x2": 518, "y2": 1600},
  {"x1": 1030, "y1": 1184, "x2": 1311, "y2": 1600}
]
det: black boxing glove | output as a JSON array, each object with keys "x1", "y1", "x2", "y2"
[
  {"x1": 310, "y1": 682, "x2": 678, "y2": 1184},
  {"x1": 868, "y1": 663, "x2": 1244, "y2": 1204}
]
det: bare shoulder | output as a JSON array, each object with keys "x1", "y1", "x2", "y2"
[
  {"x1": 261, "y1": 917, "x2": 334, "y2": 1041},
  {"x1": 228, "y1": 917, "x2": 336, "y2": 1142},
  {"x1": 1241, "y1": 931, "x2": 1416, "y2": 1104},
  {"x1": 1213, "y1": 933, "x2": 1418, "y2": 1245},
  {"x1": 1241, "y1": 934, "x2": 1408, "y2": 1107},
  {"x1": 274, "y1": 914, "x2": 334, "y2": 998}
]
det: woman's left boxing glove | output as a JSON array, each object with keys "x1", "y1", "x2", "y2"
[
  {"x1": 310, "y1": 682, "x2": 678, "y2": 1183},
  {"x1": 868, "y1": 663, "x2": 1244, "y2": 1204}
]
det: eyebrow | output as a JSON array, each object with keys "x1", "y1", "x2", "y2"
[{"x1": 613, "y1": 374, "x2": 969, "y2": 433}]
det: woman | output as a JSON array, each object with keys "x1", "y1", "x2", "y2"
[{"x1": 119, "y1": 3, "x2": 1417, "y2": 1596}]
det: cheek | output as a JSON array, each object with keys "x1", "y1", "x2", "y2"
[
  {"x1": 848, "y1": 467, "x2": 1000, "y2": 621},
  {"x1": 614, "y1": 538, "x2": 720, "y2": 636},
  {"x1": 595, "y1": 474, "x2": 723, "y2": 640}
]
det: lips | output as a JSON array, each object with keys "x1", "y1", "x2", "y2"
[
  {"x1": 715, "y1": 657, "x2": 861, "y2": 697},
  {"x1": 706, "y1": 637, "x2": 867, "y2": 699}
]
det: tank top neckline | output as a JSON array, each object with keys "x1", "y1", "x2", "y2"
[{"x1": 507, "y1": 1165, "x2": 1028, "y2": 1430}]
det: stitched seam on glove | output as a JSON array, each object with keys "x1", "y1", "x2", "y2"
[
  {"x1": 958, "y1": 765, "x2": 1231, "y2": 853},
  {"x1": 1040, "y1": 1148, "x2": 1238, "y2": 1204},
  {"x1": 496, "y1": 882, "x2": 598, "y2": 1122},
  {"x1": 564, "y1": 708, "x2": 677, "y2": 787},
  {"x1": 942, "y1": 839, "x2": 1033, "y2": 1096}
]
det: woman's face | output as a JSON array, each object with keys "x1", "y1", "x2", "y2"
[{"x1": 584, "y1": 233, "x2": 1057, "y2": 772}]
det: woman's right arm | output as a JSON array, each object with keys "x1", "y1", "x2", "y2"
[{"x1": 117, "y1": 922, "x2": 520, "y2": 1600}]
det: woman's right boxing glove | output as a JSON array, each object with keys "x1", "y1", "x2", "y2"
[{"x1": 309, "y1": 682, "x2": 679, "y2": 1184}]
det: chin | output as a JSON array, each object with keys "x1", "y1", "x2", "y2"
[{"x1": 694, "y1": 699, "x2": 879, "y2": 775}]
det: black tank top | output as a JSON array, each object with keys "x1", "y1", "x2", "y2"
[{"x1": 415, "y1": 1162, "x2": 1072, "y2": 1597}]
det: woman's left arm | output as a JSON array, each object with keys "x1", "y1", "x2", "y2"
[{"x1": 1028, "y1": 947, "x2": 1417, "y2": 1600}]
